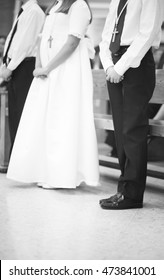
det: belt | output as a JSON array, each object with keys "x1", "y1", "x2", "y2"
[{"x1": 112, "y1": 46, "x2": 129, "y2": 56}]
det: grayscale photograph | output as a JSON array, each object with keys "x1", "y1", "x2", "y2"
[{"x1": 0, "y1": 0, "x2": 164, "y2": 261}]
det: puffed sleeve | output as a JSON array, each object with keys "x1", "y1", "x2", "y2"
[{"x1": 68, "y1": 0, "x2": 91, "y2": 39}]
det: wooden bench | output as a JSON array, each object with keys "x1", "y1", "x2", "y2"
[{"x1": 93, "y1": 69, "x2": 164, "y2": 179}]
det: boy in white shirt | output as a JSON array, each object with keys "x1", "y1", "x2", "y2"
[
  {"x1": 99, "y1": 0, "x2": 163, "y2": 209},
  {"x1": 0, "y1": 0, "x2": 45, "y2": 152}
]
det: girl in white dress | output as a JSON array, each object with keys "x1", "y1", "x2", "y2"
[{"x1": 7, "y1": 0, "x2": 99, "y2": 189}]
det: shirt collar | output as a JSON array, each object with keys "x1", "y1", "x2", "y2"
[{"x1": 22, "y1": 0, "x2": 37, "y2": 10}]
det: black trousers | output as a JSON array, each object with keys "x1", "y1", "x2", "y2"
[
  {"x1": 107, "y1": 49, "x2": 155, "y2": 201},
  {"x1": 7, "y1": 58, "x2": 35, "y2": 150}
]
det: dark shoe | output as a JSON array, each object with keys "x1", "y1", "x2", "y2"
[
  {"x1": 99, "y1": 192, "x2": 122, "y2": 205},
  {"x1": 100, "y1": 194, "x2": 143, "y2": 210}
]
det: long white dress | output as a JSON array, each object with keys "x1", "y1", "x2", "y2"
[{"x1": 7, "y1": 0, "x2": 99, "y2": 188}]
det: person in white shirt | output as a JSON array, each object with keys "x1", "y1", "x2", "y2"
[
  {"x1": 99, "y1": 0, "x2": 163, "y2": 210},
  {"x1": 0, "y1": 0, "x2": 45, "y2": 152}
]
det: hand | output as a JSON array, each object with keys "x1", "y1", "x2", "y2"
[
  {"x1": 106, "y1": 66, "x2": 124, "y2": 83},
  {"x1": 33, "y1": 67, "x2": 48, "y2": 79},
  {"x1": 0, "y1": 65, "x2": 12, "y2": 81}
]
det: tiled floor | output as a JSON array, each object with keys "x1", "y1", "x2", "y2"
[{"x1": 0, "y1": 162, "x2": 164, "y2": 260}]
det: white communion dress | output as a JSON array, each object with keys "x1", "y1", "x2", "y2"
[{"x1": 7, "y1": 0, "x2": 100, "y2": 188}]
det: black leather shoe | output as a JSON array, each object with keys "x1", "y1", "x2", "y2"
[
  {"x1": 99, "y1": 192, "x2": 122, "y2": 205},
  {"x1": 100, "y1": 194, "x2": 143, "y2": 210}
]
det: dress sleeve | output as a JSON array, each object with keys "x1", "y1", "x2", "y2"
[{"x1": 68, "y1": 0, "x2": 91, "y2": 39}]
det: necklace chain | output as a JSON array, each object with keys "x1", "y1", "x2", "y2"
[
  {"x1": 111, "y1": 0, "x2": 129, "y2": 43},
  {"x1": 115, "y1": 0, "x2": 129, "y2": 26}
]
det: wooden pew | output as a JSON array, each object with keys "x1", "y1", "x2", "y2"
[{"x1": 93, "y1": 69, "x2": 164, "y2": 179}]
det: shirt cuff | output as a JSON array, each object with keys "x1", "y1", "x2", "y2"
[
  {"x1": 7, "y1": 60, "x2": 18, "y2": 71},
  {"x1": 114, "y1": 62, "x2": 127, "y2": 76}
]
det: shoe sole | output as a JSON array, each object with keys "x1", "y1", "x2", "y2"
[{"x1": 100, "y1": 203, "x2": 143, "y2": 210}]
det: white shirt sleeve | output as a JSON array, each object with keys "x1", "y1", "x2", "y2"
[
  {"x1": 7, "y1": 9, "x2": 45, "y2": 71},
  {"x1": 68, "y1": 0, "x2": 91, "y2": 39},
  {"x1": 99, "y1": 5, "x2": 114, "y2": 72},
  {"x1": 114, "y1": 0, "x2": 162, "y2": 75}
]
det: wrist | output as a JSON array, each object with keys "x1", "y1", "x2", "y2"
[
  {"x1": 106, "y1": 66, "x2": 113, "y2": 75},
  {"x1": 45, "y1": 66, "x2": 50, "y2": 75}
]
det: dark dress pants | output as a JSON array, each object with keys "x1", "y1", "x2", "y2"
[
  {"x1": 7, "y1": 58, "x2": 35, "y2": 151},
  {"x1": 107, "y1": 49, "x2": 155, "y2": 202}
]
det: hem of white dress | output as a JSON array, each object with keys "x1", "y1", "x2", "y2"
[
  {"x1": 37, "y1": 181, "x2": 100, "y2": 189},
  {"x1": 7, "y1": 176, "x2": 100, "y2": 189}
]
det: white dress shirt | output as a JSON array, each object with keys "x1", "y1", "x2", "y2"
[
  {"x1": 4, "y1": 0, "x2": 45, "y2": 71},
  {"x1": 99, "y1": 0, "x2": 163, "y2": 76}
]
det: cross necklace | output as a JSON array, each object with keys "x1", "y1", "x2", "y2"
[
  {"x1": 48, "y1": 35, "x2": 53, "y2": 48},
  {"x1": 111, "y1": 0, "x2": 129, "y2": 43},
  {"x1": 47, "y1": 1, "x2": 60, "y2": 48}
]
